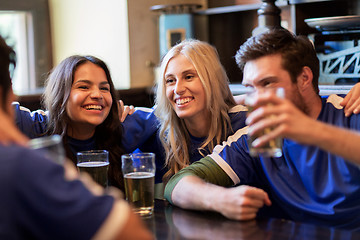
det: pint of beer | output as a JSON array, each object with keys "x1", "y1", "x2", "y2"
[
  {"x1": 77, "y1": 150, "x2": 109, "y2": 188},
  {"x1": 122, "y1": 153, "x2": 155, "y2": 217},
  {"x1": 245, "y1": 88, "x2": 284, "y2": 158}
]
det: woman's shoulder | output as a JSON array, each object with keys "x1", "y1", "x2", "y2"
[
  {"x1": 228, "y1": 105, "x2": 248, "y2": 130},
  {"x1": 228, "y1": 104, "x2": 248, "y2": 114}
]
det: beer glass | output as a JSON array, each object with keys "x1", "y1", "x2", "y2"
[
  {"x1": 76, "y1": 150, "x2": 109, "y2": 188},
  {"x1": 29, "y1": 135, "x2": 65, "y2": 165},
  {"x1": 245, "y1": 88, "x2": 284, "y2": 158},
  {"x1": 121, "y1": 152, "x2": 155, "y2": 217}
]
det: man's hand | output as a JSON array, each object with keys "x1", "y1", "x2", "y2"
[
  {"x1": 118, "y1": 100, "x2": 135, "y2": 122},
  {"x1": 340, "y1": 82, "x2": 360, "y2": 117},
  {"x1": 234, "y1": 94, "x2": 246, "y2": 105},
  {"x1": 245, "y1": 92, "x2": 318, "y2": 147}
]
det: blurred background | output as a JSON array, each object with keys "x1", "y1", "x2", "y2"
[{"x1": 1, "y1": 0, "x2": 359, "y2": 108}]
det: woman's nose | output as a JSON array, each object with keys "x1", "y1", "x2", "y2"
[
  {"x1": 90, "y1": 87, "x2": 103, "y2": 99},
  {"x1": 174, "y1": 81, "x2": 185, "y2": 95}
]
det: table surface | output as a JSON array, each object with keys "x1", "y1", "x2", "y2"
[{"x1": 143, "y1": 199, "x2": 360, "y2": 240}]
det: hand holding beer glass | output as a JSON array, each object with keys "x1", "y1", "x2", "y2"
[
  {"x1": 245, "y1": 87, "x2": 284, "y2": 157},
  {"x1": 121, "y1": 152, "x2": 155, "y2": 217},
  {"x1": 76, "y1": 150, "x2": 109, "y2": 188}
]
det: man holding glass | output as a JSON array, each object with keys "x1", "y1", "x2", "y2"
[
  {"x1": 0, "y1": 35, "x2": 152, "y2": 239},
  {"x1": 164, "y1": 29, "x2": 360, "y2": 230}
]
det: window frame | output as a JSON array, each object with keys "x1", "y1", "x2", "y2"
[{"x1": 0, "y1": 0, "x2": 52, "y2": 94}]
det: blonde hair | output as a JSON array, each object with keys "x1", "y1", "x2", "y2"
[{"x1": 155, "y1": 39, "x2": 236, "y2": 182}]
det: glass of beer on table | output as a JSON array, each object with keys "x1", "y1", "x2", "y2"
[
  {"x1": 121, "y1": 152, "x2": 155, "y2": 217},
  {"x1": 76, "y1": 150, "x2": 109, "y2": 188}
]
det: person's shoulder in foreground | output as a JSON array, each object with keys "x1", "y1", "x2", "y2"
[{"x1": 0, "y1": 144, "x2": 153, "y2": 240}]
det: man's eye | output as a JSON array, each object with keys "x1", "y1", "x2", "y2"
[{"x1": 263, "y1": 81, "x2": 273, "y2": 87}]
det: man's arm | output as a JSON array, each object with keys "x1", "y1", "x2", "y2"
[
  {"x1": 165, "y1": 157, "x2": 271, "y2": 221},
  {"x1": 247, "y1": 94, "x2": 360, "y2": 165},
  {"x1": 293, "y1": 118, "x2": 360, "y2": 165}
]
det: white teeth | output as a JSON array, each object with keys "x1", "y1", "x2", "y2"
[
  {"x1": 84, "y1": 105, "x2": 102, "y2": 110},
  {"x1": 176, "y1": 98, "x2": 192, "y2": 105}
]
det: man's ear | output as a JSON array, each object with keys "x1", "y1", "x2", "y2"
[
  {"x1": 0, "y1": 86, "x2": 3, "y2": 107},
  {"x1": 0, "y1": 86, "x2": 8, "y2": 115},
  {"x1": 297, "y1": 66, "x2": 313, "y2": 91}
]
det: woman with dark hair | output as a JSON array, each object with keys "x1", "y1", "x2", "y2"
[
  {"x1": 0, "y1": 35, "x2": 152, "y2": 240},
  {"x1": 17, "y1": 55, "x2": 126, "y2": 190}
]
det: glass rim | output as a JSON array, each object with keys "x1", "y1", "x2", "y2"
[
  {"x1": 121, "y1": 152, "x2": 155, "y2": 158},
  {"x1": 77, "y1": 150, "x2": 109, "y2": 155},
  {"x1": 29, "y1": 134, "x2": 62, "y2": 150}
]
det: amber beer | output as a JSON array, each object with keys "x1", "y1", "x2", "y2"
[
  {"x1": 246, "y1": 88, "x2": 284, "y2": 158},
  {"x1": 76, "y1": 150, "x2": 109, "y2": 188},
  {"x1": 121, "y1": 152, "x2": 155, "y2": 217},
  {"x1": 77, "y1": 161, "x2": 109, "y2": 188},
  {"x1": 247, "y1": 123, "x2": 282, "y2": 157},
  {"x1": 124, "y1": 172, "x2": 155, "y2": 216}
]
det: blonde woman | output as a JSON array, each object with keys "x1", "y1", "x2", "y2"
[
  {"x1": 153, "y1": 39, "x2": 247, "y2": 182},
  {"x1": 140, "y1": 39, "x2": 360, "y2": 186}
]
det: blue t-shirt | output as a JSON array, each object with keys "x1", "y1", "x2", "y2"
[
  {"x1": 14, "y1": 103, "x2": 48, "y2": 139},
  {"x1": 121, "y1": 106, "x2": 159, "y2": 153},
  {"x1": 137, "y1": 105, "x2": 248, "y2": 183},
  {"x1": 66, "y1": 135, "x2": 96, "y2": 155},
  {"x1": 14, "y1": 103, "x2": 159, "y2": 153},
  {"x1": 209, "y1": 94, "x2": 360, "y2": 230},
  {"x1": 14, "y1": 103, "x2": 247, "y2": 183},
  {"x1": 0, "y1": 144, "x2": 114, "y2": 239}
]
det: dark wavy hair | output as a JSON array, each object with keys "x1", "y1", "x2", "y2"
[
  {"x1": 235, "y1": 29, "x2": 320, "y2": 94},
  {"x1": 0, "y1": 35, "x2": 16, "y2": 111},
  {"x1": 43, "y1": 55, "x2": 125, "y2": 191}
]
